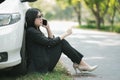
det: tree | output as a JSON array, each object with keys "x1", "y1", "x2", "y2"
[
  {"x1": 108, "y1": 0, "x2": 120, "y2": 31},
  {"x1": 56, "y1": 0, "x2": 82, "y2": 25},
  {"x1": 71, "y1": 0, "x2": 82, "y2": 25},
  {"x1": 84, "y1": 0, "x2": 110, "y2": 29}
]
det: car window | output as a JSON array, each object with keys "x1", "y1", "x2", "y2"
[{"x1": 0, "y1": 0, "x2": 5, "y2": 4}]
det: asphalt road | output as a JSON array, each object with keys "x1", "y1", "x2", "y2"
[{"x1": 48, "y1": 21, "x2": 120, "y2": 80}]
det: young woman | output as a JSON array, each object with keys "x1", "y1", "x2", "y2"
[{"x1": 25, "y1": 8, "x2": 98, "y2": 73}]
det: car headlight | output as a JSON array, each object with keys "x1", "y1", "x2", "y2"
[{"x1": 0, "y1": 13, "x2": 21, "y2": 27}]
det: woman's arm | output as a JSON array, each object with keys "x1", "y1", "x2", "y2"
[
  {"x1": 43, "y1": 21, "x2": 72, "y2": 39},
  {"x1": 46, "y1": 25, "x2": 54, "y2": 38},
  {"x1": 43, "y1": 24, "x2": 54, "y2": 38},
  {"x1": 44, "y1": 23, "x2": 72, "y2": 40},
  {"x1": 27, "y1": 27, "x2": 61, "y2": 47},
  {"x1": 27, "y1": 27, "x2": 72, "y2": 47}
]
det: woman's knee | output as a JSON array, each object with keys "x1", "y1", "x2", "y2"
[{"x1": 61, "y1": 39, "x2": 70, "y2": 46}]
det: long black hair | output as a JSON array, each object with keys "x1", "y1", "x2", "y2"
[{"x1": 25, "y1": 8, "x2": 41, "y2": 28}]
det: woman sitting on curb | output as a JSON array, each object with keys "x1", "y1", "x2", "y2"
[{"x1": 25, "y1": 8, "x2": 98, "y2": 73}]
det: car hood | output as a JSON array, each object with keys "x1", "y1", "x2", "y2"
[{"x1": 0, "y1": 0, "x2": 22, "y2": 13}]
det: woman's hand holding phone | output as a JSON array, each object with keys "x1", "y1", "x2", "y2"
[
  {"x1": 42, "y1": 19, "x2": 54, "y2": 38},
  {"x1": 42, "y1": 19, "x2": 50, "y2": 29},
  {"x1": 42, "y1": 19, "x2": 47, "y2": 26},
  {"x1": 42, "y1": 19, "x2": 48, "y2": 28}
]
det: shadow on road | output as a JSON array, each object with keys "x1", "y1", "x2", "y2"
[{"x1": 72, "y1": 72, "x2": 97, "y2": 78}]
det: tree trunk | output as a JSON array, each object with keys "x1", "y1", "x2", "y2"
[
  {"x1": 111, "y1": 2, "x2": 117, "y2": 31},
  {"x1": 73, "y1": 2, "x2": 81, "y2": 25},
  {"x1": 78, "y1": 2, "x2": 81, "y2": 25},
  {"x1": 77, "y1": 12, "x2": 81, "y2": 25},
  {"x1": 94, "y1": 11, "x2": 101, "y2": 29},
  {"x1": 96, "y1": 17, "x2": 101, "y2": 29}
]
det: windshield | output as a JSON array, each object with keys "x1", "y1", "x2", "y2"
[{"x1": 0, "y1": 0, "x2": 5, "y2": 4}]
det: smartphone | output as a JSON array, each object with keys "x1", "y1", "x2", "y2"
[{"x1": 42, "y1": 19, "x2": 47, "y2": 26}]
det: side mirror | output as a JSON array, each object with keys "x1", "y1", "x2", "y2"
[{"x1": 21, "y1": 0, "x2": 37, "y2": 2}]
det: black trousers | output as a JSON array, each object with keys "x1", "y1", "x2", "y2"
[{"x1": 47, "y1": 39, "x2": 83, "y2": 71}]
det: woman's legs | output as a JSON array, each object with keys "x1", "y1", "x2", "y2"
[
  {"x1": 61, "y1": 39, "x2": 83, "y2": 64},
  {"x1": 47, "y1": 39, "x2": 83, "y2": 71},
  {"x1": 46, "y1": 44, "x2": 62, "y2": 71},
  {"x1": 47, "y1": 39, "x2": 97, "y2": 72},
  {"x1": 61, "y1": 39, "x2": 98, "y2": 72}
]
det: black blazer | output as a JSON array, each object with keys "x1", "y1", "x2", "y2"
[{"x1": 26, "y1": 27, "x2": 61, "y2": 72}]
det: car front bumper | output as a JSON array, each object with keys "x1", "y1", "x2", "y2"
[{"x1": 0, "y1": 21, "x2": 24, "y2": 69}]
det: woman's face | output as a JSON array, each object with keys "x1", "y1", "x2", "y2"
[{"x1": 34, "y1": 12, "x2": 43, "y2": 28}]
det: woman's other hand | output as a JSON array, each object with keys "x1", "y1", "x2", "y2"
[
  {"x1": 60, "y1": 27, "x2": 73, "y2": 40},
  {"x1": 65, "y1": 27, "x2": 72, "y2": 36}
]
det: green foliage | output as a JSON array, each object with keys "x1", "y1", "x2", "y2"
[
  {"x1": 114, "y1": 25, "x2": 120, "y2": 33},
  {"x1": 29, "y1": 0, "x2": 42, "y2": 9},
  {"x1": 56, "y1": 0, "x2": 82, "y2": 8},
  {"x1": 79, "y1": 25, "x2": 97, "y2": 29},
  {"x1": 56, "y1": 0, "x2": 70, "y2": 10},
  {"x1": 29, "y1": 0, "x2": 75, "y2": 20},
  {"x1": 44, "y1": 12, "x2": 54, "y2": 20},
  {"x1": 0, "y1": 62, "x2": 71, "y2": 80},
  {"x1": 56, "y1": 0, "x2": 83, "y2": 25},
  {"x1": 78, "y1": 24, "x2": 120, "y2": 33},
  {"x1": 84, "y1": 0, "x2": 109, "y2": 16},
  {"x1": 29, "y1": 0, "x2": 120, "y2": 28},
  {"x1": 53, "y1": 6, "x2": 74, "y2": 20},
  {"x1": 17, "y1": 62, "x2": 71, "y2": 80}
]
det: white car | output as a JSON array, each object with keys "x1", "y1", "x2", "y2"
[{"x1": 0, "y1": 0, "x2": 36, "y2": 74}]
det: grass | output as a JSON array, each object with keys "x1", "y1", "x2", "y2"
[
  {"x1": 0, "y1": 62, "x2": 72, "y2": 80},
  {"x1": 76, "y1": 24, "x2": 120, "y2": 33}
]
